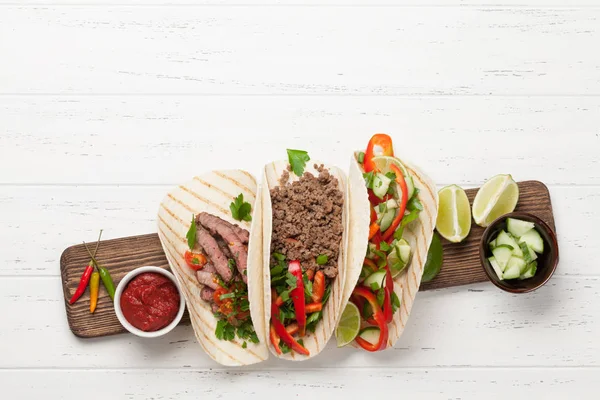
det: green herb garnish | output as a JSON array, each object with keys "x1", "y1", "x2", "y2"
[
  {"x1": 242, "y1": 342, "x2": 247, "y2": 349},
  {"x1": 287, "y1": 149, "x2": 310, "y2": 176},
  {"x1": 215, "y1": 320, "x2": 236, "y2": 341},
  {"x1": 230, "y1": 193, "x2": 252, "y2": 222},
  {"x1": 363, "y1": 171, "x2": 375, "y2": 190},
  {"x1": 358, "y1": 152, "x2": 365, "y2": 163},
  {"x1": 379, "y1": 241, "x2": 391, "y2": 252},
  {"x1": 391, "y1": 291, "x2": 401, "y2": 313},
  {"x1": 316, "y1": 254, "x2": 329, "y2": 265},
  {"x1": 376, "y1": 288, "x2": 385, "y2": 307},
  {"x1": 186, "y1": 214, "x2": 196, "y2": 250}
]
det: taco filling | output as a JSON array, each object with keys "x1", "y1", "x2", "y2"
[
  {"x1": 351, "y1": 134, "x2": 422, "y2": 351},
  {"x1": 185, "y1": 212, "x2": 259, "y2": 346},
  {"x1": 269, "y1": 164, "x2": 344, "y2": 356}
]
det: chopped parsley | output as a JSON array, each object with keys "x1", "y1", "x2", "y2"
[
  {"x1": 186, "y1": 214, "x2": 196, "y2": 250},
  {"x1": 316, "y1": 254, "x2": 328, "y2": 265},
  {"x1": 230, "y1": 193, "x2": 252, "y2": 222},
  {"x1": 286, "y1": 149, "x2": 311, "y2": 176},
  {"x1": 363, "y1": 171, "x2": 375, "y2": 190},
  {"x1": 215, "y1": 320, "x2": 236, "y2": 341},
  {"x1": 376, "y1": 288, "x2": 385, "y2": 307}
]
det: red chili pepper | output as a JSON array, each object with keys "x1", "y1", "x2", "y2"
[
  {"x1": 69, "y1": 263, "x2": 94, "y2": 305},
  {"x1": 363, "y1": 134, "x2": 394, "y2": 173},
  {"x1": 184, "y1": 250, "x2": 207, "y2": 271},
  {"x1": 305, "y1": 302, "x2": 323, "y2": 313},
  {"x1": 270, "y1": 324, "x2": 282, "y2": 355},
  {"x1": 382, "y1": 164, "x2": 409, "y2": 242},
  {"x1": 311, "y1": 271, "x2": 325, "y2": 303},
  {"x1": 271, "y1": 303, "x2": 310, "y2": 356},
  {"x1": 352, "y1": 286, "x2": 389, "y2": 352},
  {"x1": 288, "y1": 260, "x2": 306, "y2": 336}
]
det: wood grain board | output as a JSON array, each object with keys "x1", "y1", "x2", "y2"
[{"x1": 60, "y1": 180, "x2": 554, "y2": 338}]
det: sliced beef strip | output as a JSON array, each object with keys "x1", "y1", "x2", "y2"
[
  {"x1": 270, "y1": 164, "x2": 344, "y2": 278},
  {"x1": 196, "y1": 226, "x2": 233, "y2": 282},
  {"x1": 216, "y1": 237, "x2": 233, "y2": 259},
  {"x1": 196, "y1": 270, "x2": 219, "y2": 290},
  {"x1": 198, "y1": 215, "x2": 249, "y2": 284},
  {"x1": 203, "y1": 263, "x2": 216, "y2": 273},
  {"x1": 197, "y1": 212, "x2": 249, "y2": 244},
  {"x1": 200, "y1": 287, "x2": 215, "y2": 302},
  {"x1": 211, "y1": 303, "x2": 220, "y2": 314}
]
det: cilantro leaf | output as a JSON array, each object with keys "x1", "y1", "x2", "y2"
[
  {"x1": 391, "y1": 291, "x2": 401, "y2": 313},
  {"x1": 316, "y1": 254, "x2": 329, "y2": 265},
  {"x1": 401, "y1": 209, "x2": 420, "y2": 227},
  {"x1": 280, "y1": 342, "x2": 292, "y2": 354},
  {"x1": 186, "y1": 214, "x2": 197, "y2": 250},
  {"x1": 357, "y1": 152, "x2": 365, "y2": 164},
  {"x1": 363, "y1": 171, "x2": 375, "y2": 190},
  {"x1": 407, "y1": 195, "x2": 423, "y2": 212},
  {"x1": 273, "y1": 253, "x2": 286, "y2": 262},
  {"x1": 230, "y1": 193, "x2": 252, "y2": 222},
  {"x1": 385, "y1": 171, "x2": 397, "y2": 181},
  {"x1": 377, "y1": 288, "x2": 385, "y2": 307},
  {"x1": 393, "y1": 226, "x2": 404, "y2": 241},
  {"x1": 287, "y1": 149, "x2": 310, "y2": 176},
  {"x1": 242, "y1": 342, "x2": 247, "y2": 349},
  {"x1": 379, "y1": 241, "x2": 391, "y2": 252}
]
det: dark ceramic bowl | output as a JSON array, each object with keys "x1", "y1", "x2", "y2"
[{"x1": 479, "y1": 212, "x2": 559, "y2": 293}]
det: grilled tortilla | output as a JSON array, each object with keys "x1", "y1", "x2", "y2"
[
  {"x1": 342, "y1": 154, "x2": 439, "y2": 349},
  {"x1": 261, "y1": 161, "x2": 349, "y2": 360},
  {"x1": 157, "y1": 170, "x2": 268, "y2": 366}
]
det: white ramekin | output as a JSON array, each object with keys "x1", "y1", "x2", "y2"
[{"x1": 114, "y1": 266, "x2": 185, "y2": 338}]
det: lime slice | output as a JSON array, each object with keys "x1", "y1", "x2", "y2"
[
  {"x1": 472, "y1": 174, "x2": 519, "y2": 227},
  {"x1": 436, "y1": 185, "x2": 471, "y2": 243},
  {"x1": 335, "y1": 302, "x2": 361, "y2": 347},
  {"x1": 371, "y1": 155, "x2": 415, "y2": 199}
]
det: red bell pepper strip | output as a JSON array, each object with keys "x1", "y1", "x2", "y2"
[
  {"x1": 363, "y1": 134, "x2": 394, "y2": 173},
  {"x1": 352, "y1": 286, "x2": 389, "y2": 352},
  {"x1": 271, "y1": 303, "x2": 310, "y2": 356},
  {"x1": 184, "y1": 250, "x2": 207, "y2": 271},
  {"x1": 305, "y1": 302, "x2": 323, "y2": 313},
  {"x1": 382, "y1": 264, "x2": 394, "y2": 323},
  {"x1": 286, "y1": 323, "x2": 299, "y2": 336},
  {"x1": 270, "y1": 324, "x2": 282, "y2": 355},
  {"x1": 311, "y1": 271, "x2": 325, "y2": 303},
  {"x1": 382, "y1": 164, "x2": 409, "y2": 242},
  {"x1": 288, "y1": 260, "x2": 306, "y2": 336}
]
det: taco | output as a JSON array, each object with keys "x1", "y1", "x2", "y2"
[
  {"x1": 157, "y1": 170, "x2": 269, "y2": 366},
  {"x1": 342, "y1": 134, "x2": 439, "y2": 351},
  {"x1": 262, "y1": 154, "x2": 348, "y2": 359}
]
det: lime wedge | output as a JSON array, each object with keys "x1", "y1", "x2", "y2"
[
  {"x1": 472, "y1": 174, "x2": 519, "y2": 227},
  {"x1": 335, "y1": 302, "x2": 361, "y2": 347},
  {"x1": 436, "y1": 184, "x2": 471, "y2": 243}
]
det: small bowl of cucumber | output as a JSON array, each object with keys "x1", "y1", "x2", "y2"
[{"x1": 479, "y1": 212, "x2": 559, "y2": 293}]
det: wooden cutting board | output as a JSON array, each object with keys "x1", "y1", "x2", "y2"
[{"x1": 60, "y1": 180, "x2": 555, "y2": 338}]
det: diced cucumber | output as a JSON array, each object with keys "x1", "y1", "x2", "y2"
[
  {"x1": 507, "y1": 218, "x2": 535, "y2": 238},
  {"x1": 496, "y1": 230, "x2": 523, "y2": 257},
  {"x1": 373, "y1": 173, "x2": 392, "y2": 199},
  {"x1": 378, "y1": 199, "x2": 398, "y2": 212},
  {"x1": 503, "y1": 264, "x2": 521, "y2": 280},
  {"x1": 388, "y1": 239, "x2": 411, "y2": 278},
  {"x1": 379, "y1": 208, "x2": 397, "y2": 232},
  {"x1": 489, "y1": 239, "x2": 497, "y2": 250},
  {"x1": 519, "y1": 261, "x2": 538, "y2": 280},
  {"x1": 364, "y1": 270, "x2": 386, "y2": 291},
  {"x1": 506, "y1": 256, "x2": 527, "y2": 275},
  {"x1": 519, "y1": 229, "x2": 544, "y2": 254},
  {"x1": 394, "y1": 161, "x2": 416, "y2": 200},
  {"x1": 358, "y1": 327, "x2": 381, "y2": 346},
  {"x1": 518, "y1": 242, "x2": 538, "y2": 264},
  {"x1": 492, "y1": 245, "x2": 513, "y2": 271},
  {"x1": 366, "y1": 243, "x2": 377, "y2": 260},
  {"x1": 488, "y1": 256, "x2": 504, "y2": 281}
]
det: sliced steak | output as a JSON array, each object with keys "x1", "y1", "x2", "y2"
[
  {"x1": 196, "y1": 270, "x2": 219, "y2": 290},
  {"x1": 197, "y1": 212, "x2": 249, "y2": 244},
  {"x1": 211, "y1": 303, "x2": 220, "y2": 314},
  {"x1": 216, "y1": 237, "x2": 233, "y2": 259},
  {"x1": 196, "y1": 226, "x2": 233, "y2": 282},
  {"x1": 199, "y1": 220, "x2": 248, "y2": 283},
  {"x1": 200, "y1": 287, "x2": 215, "y2": 302},
  {"x1": 203, "y1": 263, "x2": 216, "y2": 273}
]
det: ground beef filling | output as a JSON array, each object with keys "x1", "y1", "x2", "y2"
[{"x1": 270, "y1": 164, "x2": 344, "y2": 278}]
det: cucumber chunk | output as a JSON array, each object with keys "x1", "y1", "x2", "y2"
[
  {"x1": 502, "y1": 263, "x2": 521, "y2": 280},
  {"x1": 394, "y1": 161, "x2": 415, "y2": 200},
  {"x1": 488, "y1": 256, "x2": 504, "y2": 280},
  {"x1": 496, "y1": 230, "x2": 523, "y2": 257},
  {"x1": 373, "y1": 173, "x2": 392, "y2": 199},
  {"x1": 507, "y1": 218, "x2": 535, "y2": 238},
  {"x1": 364, "y1": 270, "x2": 386, "y2": 291},
  {"x1": 358, "y1": 327, "x2": 381, "y2": 346},
  {"x1": 379, "y1": 208, "x2": 397, "y2": 232},
  {"x1": 387, "y1": 238, "x2": 412, "y2": 277},
  {"x1": 492, "y1": 245, "x2": 513, "y2": 271},
  {"x1": 519, "y1": 229, "x2": 544, "y2": 254},
  {"x1": 519, "y1": 242, "x2": 538, "y2": 264},
  {"x1": 519, "y1": 261, "x2": 538, "y2": 280},
  {"x1": 507, "y1": 256, "x2": 527, "y2": 274}
]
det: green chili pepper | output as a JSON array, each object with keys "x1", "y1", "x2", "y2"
[{"x1": 82, "y1": 239, "x2": 117, "y2": 300}]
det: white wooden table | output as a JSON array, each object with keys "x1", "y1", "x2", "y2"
[{"x1": 1, "y1": 0, "x2": 599, "y2": 398}]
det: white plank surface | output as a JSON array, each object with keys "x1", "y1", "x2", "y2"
[
  {"x1": 1, "y1": 7, "x2": 599, "y2": 95},
  {"x1": 1, "y1": 96, "x2": 599, "y2": 185},
  {"x1": 2, "y1": 0, "x2": 599, "y2": 396}
]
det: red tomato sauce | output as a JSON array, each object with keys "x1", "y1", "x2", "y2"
[{"x1": 120, "y1": 272, "x2": 180, "y2": 332}]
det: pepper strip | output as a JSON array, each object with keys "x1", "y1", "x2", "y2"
[
  {"x1": 353, "y1": 286, "x2": 389, "y2": 352},
  {"x1": 382, "y1": 164, "x2": 408, "y2": 242},
  {"x1": 311, "y1": 271, "x2": 325, "y2": 303},
  {"x1": 363, "y1": 134, "x2": 394, "y2": 173},
  {"x1": 288, "y1": 260, "x2": 306, "y2": 336},
  {"x1": 382, "y1": 264, "x2": 394, "y2": 323},
  {"x1": 270, "y1": 324, "x2": 282, "y2": 355},
  {"x1": 271, "y1": 303, "x2": 310, "y2": 356}
]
